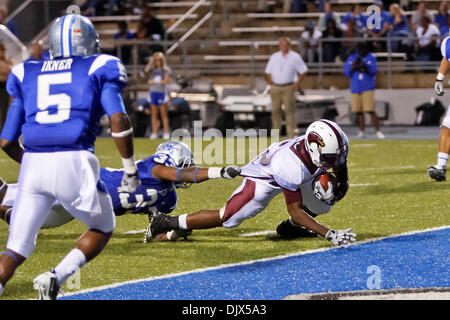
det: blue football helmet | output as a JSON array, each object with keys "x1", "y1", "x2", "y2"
[{"x1": 49, "y1": 14, "x2": 99, "y2": 59}]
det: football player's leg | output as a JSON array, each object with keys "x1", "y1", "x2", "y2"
[
  {"x1": 221, "y1": 179, "x2": 281, "y2": 228},
  {"x1": 49, "y1": 151, "x2": 115, "y2": 287},
  {"x1": 0, "y1": 182, "x2": 15, "y2": 224},
  {"x1": 0, "y1": 190, "x2": 54, "y2": 287},
  {"x1": 55, "y1": 191, "x2": 115, "y2": 287},
  {"x1": 428, "y1": 106, "x2": 450, "y2": 181}
]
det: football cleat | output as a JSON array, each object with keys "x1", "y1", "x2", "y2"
[
  {"x1": 33, "y1": 269, "x2": 60, "y2": 300},
  {"x1": 150, "y1": 214, "x2": 180, "y2": 237},
  {"x1": 276, "y1": 219, "x2": 318, "y2": 239},
  {"x1": 427, "y1": 166, "x2": 446, "y2": 181},
  {"x1": 167, "y1": 228, "x2": 192, "y2": 241}
]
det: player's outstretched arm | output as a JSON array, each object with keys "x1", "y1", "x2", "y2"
[
  {"x1": 435, "y1": 58, "x2": 449, "y2": 96},
  {"x1": 151, "y1": 165, "x2": 241, "y2": 183},
  {"x1": 284, "y1": 190, "x2": 356, "y2": 247}
]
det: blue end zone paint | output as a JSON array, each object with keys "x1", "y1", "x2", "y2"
[{"x1": 61, "y1": 228, "x2": 450, "y2": 300}]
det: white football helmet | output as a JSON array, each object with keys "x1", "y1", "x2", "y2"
[
  {"x1": 154, "y1": 141, "x2": 195, "y2": 189},
  {"x1": 155, "y1": 141, "x2": 195, "y2": 168},
  {"x1": 305, "y1": 120, "x2": 348, "y2": 169}
]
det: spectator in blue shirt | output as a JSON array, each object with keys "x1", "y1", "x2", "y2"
[
  {"x1": 364, "y1": 0, "x2": 393, "y2": 51},
  {"x1": 340, "y1": 4, "x2": 365, "y2": 34},
  {"x1": 113, "y1": 21, "x2": 134, "y2": 64},
  {"x1": 387, "y1": 3, "x2": 410, "y2": 52},
  {"x1": 434, "y1": 2, "x2": 449, "y2": 31},
  {"x1": 344, "y1": 42, "x2": 385, "y2": 139},
  {"x1": 434, "y1": 1, "x2": 449, "y2": 37}
]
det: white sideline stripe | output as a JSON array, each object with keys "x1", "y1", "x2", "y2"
[
  {"x1": 239, "y1": 230, "x2": 276, "y2": 237},
  {"x1": 61, "y1": 225, "x2": 450, "y2": 298},
  {"x1": 350, "y1": 165, "x2": 417, "y2": 172},
  {"x1": 121, "y1": 229, "x2": 146, "y2": 235},
  {"x1": 351, "y1": 144, "x2": 376, "y2": 147}
]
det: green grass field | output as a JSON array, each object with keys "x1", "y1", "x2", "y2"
[{"x1": 0, "y1": 138, "x2": 449, "y2": 300}]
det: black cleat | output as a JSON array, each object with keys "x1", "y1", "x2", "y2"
[
  {"x1": 276, "y1": 219, "x2": 318, "y2": 239},
  {"x1": 427, "y1": 166, "x2": 446, "y2": 181},
  {"x1": 150, "y1": 214, "x2": 180, "y2": 237}
]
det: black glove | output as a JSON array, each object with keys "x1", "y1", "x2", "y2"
[{"x1": 221, "y1": 165, "x2": 241, "y2": 179}]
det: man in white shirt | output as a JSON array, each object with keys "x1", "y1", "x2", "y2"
[{"x1": 265, "y1": 37, "x2": 308, "y2": 138}]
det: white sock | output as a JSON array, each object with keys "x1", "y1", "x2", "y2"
[
  {"x1": 0, "y1": 283, "x2": 3, "y2": 296},
  {"x1": 178, "y1": 214, "x2": 188, "y2": 230},
  {"x1": 437, "y1": 152, "x2": 448, "y2": 169},
  {"x1": 54, "y1": 249, "x2": 86, "y2": 286}
]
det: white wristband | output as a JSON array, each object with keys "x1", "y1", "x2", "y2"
[
  {"x1": 122, "y1": 156, "x2": 137, "y2": 175},
  {"x1": 111, "y1": 127, "x2": 133, "y2": 138},
  {"x1": 437, "y1": 73, "x2": 445, "y2": 81},
  {"x1": 207, "y1": 167, "x2": 222, "y2": 179}
]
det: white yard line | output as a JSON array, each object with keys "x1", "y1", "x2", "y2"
[
  {"x1": 349, "y1": 183, "x2": 378, "y2": 187},
  {"x1": 239, "y1": 230, "x2": 276, "y2": 237},
  {"x1": 61, "y1": 225, "x2": 450, "y2": 298}
]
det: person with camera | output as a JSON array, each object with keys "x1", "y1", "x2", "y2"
[{"x1": 344, "y1": 42, "x2": 385, "y2": 139}]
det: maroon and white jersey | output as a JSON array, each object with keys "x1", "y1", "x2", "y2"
[{"x1": 240, "y1": 136, "x2": 324, "y2": 192}]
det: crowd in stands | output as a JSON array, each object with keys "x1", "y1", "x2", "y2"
[{"x1": 297, "y1": 0, "x2": 450, "y2": 63}]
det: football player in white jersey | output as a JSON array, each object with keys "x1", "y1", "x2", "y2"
[
  {"x1": 149, "y1": 120, "x2": 356, "y2": 247},
  {"x1": 429, "y1": 35, "x2": 450, "y2": 181}
]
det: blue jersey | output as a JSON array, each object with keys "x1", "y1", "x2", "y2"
[
  {"x1": 343, "y1": 52, "x2": 377, "y2": 94},
  {"x1": 1, "y1": 54, "x2": 128, "y2": 153},
  {"x1": 441, "y1": 36, "x2": 450, "y2": 61},
  {"x1": 100, "y1": 155, "x2": 178, "y2": 216}
]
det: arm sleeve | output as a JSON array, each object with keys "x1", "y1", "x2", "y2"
[
  {"x1": 441, "y1": 36, "x2": 450, "y2": 61},
  {"x1": 0, "y1": 97, "x2": 25, "y2": 141},
  {"x1": 295, "y1": 54, "x2": 308, "y2": 74},
  {"x1": 343, "y1": 56, "x2": 353, "y2": 77},
  {"x1": 100, "y1": 82, "x2": 127, "y2": 117},
  {"x1": 6, "y1": 68, "x2": 23, "y2": 99}
]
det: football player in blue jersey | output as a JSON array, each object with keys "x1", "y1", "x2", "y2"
[
  {"x1": 429, "y1": 35, "x2": 450, "y2": 181},
  {"x1": 0, "y1": 141, "x2": 241, "y2": 242},
  {"x1": 0, "y1": 14, "x2": 141, "y2": 300}
]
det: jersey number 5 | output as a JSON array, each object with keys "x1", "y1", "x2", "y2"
[{"x1": 36, "y1": 72, "x2": 72, "y2": 124}]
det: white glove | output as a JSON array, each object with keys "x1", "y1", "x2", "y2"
[
  {"x1": 220, "y1": 165, "x2": 241, "y2": 179},
  {"x1": 326, "y1": 228, "x2": 356, "y2": 247},
  {"x1": 118, "y1": 172, "x2": 141, "y2": 193},
  {"x1": 313, "y1": 181, "x2": 335, "y2": 205},
  {"x1": 435, "y1": 80, "x2": 444, "y2": 96}
]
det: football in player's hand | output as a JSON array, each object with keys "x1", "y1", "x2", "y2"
[
  {"x1": 315, "y1": 172, "x2": 337, "y2": 191},
  {"x1": 313, "y1": 172, "x2": 338, "y2": 204}
]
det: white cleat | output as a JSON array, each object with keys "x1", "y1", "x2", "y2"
[
  {"x1": 33, "y1": 269, "x2": 60, "y2": 300},
  {"x1": 376, "y1": 131, "x2": 385, "y2": 139},
  {"x1": 162, "y1": 133, "x2": 170, "y2": 140}
]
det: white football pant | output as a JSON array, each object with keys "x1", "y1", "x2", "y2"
[
  {"x1": 220, "y1": 178, "x2": 331, "y2": 228},
  {"x1": 7, "y1": 151, "x2": 115, "y2": 258}
]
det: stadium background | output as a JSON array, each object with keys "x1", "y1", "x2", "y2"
[{"x1": 0, "y1": 0, "x2": 449, "y2": 301}]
